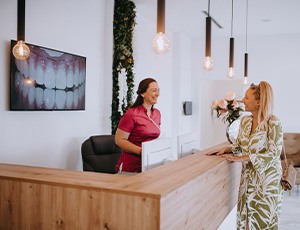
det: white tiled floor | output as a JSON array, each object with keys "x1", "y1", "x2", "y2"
[{"x1": 279, "y1": 186, "x2": 300, "y2": 230}]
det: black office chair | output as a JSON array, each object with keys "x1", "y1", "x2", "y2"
[{"x1": 81, "y1": 135, "x2": 122, "y2": 174}]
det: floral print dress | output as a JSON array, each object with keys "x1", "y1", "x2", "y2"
[{"x1": 231, "y1": 115, "x2": 283, "y2": 229}]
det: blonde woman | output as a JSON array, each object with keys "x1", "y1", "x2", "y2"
[{"x1": 207, "y1": 81, "x2": 283, "y2": 229}]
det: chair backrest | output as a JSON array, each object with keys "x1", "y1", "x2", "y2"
[
  {"x1": 282, "y1": 133, "x2": 300, "y2": 167},
  {"x1": 81, "y1": 135, "x2": 122, "y2": 173}
]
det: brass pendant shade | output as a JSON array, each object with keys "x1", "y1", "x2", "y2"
[
  {"x1": 152, "y1": 0, "x2": 170, "y2": 55},
  {"x1": 202, "y1": 0, "x2": 214, "y2": 71}
]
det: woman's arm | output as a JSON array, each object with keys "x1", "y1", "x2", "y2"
[
  {"x1": 115, "y1": 128, "x2": 142, "y2": 155},
  {"x1": 225, "y1": 154, "x2": 250, "y2": 163},
  {"x1": 206, "y1": 145, "x2": 232, "y2": 156}
]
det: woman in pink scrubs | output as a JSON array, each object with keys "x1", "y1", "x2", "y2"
[{"x1": 115, "y1": 78, "x2": 161, "y2": 173}]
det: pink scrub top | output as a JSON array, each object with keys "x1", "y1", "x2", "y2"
[{"x1": 115, "y1": 105, "x2": 161, "y2": 172}]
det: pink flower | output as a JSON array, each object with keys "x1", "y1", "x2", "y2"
[
  {"x1": 211, "y1": 91, "x2": 244, "y2": 125},
  {"x1": 225, "y1": 91, "x2": 235, "y2": 101},
  {"x1": 218, "y1": 99, "x2": 228, "y2": 109},
  {"x1": 232, "y1": 100, "x2": 239, "y2": 109},
  {"x1": 211, "y1": 100, "x2": 219, "y2": 109},
  {"x1": 219, "y1": 109, "x2": 227, "y2": 115}
]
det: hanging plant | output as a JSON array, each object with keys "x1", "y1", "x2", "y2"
[{"x1": 111, "y1": 0, "x2": 136, "y2": 134}]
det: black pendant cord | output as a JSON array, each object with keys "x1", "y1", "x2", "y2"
[
  {"x1": 208, "y1": 0, "x2": 210, "y2": 16},
  {"x1": 244, "y1": 0, "x2": 249, "y2": 78},
  {"x1": 230, "y1": 0, "x2": 233, "y2": 37},
  {"x1": 245, "y1": 0, "x2": 248, "y2": 53},
  {"x1": 229, "y1": 0, "x2": 234, "y2": 68},
  {"x1": 17, "y1": 0, "x2": 25, "y2": 41}
]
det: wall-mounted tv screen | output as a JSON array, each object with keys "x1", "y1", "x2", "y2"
[{"x1": 10, "y1": 40, "x2": 86, "y2": 111}]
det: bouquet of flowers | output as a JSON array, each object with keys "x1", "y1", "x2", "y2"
[{"x1": 211, "y1": 91, "x2": 244, "y2": 125}]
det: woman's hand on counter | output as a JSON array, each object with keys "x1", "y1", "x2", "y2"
[{"x1": 205, "y1": 146, "x2": 232, "y2": 156}]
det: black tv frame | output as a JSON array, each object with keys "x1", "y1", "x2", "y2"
[{"x1": 10, "y1": 40, "x2": 86, "y2": 111}]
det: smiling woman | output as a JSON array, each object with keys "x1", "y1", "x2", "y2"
[{"x1": 115, "y1": 78, "x2": 161, "y2": 173}]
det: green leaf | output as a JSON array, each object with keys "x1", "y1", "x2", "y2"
[{"x1": 111, "y1": 0, "x2": 136, "y2": 134}]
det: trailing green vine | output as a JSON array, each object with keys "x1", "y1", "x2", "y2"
[{"x1": 111, "y1": 0, "x2": 136, "y2": 134}]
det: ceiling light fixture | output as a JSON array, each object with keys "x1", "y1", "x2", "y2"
[
  {"x1": 12, "y1": 0, "x2": 30, "y2": 60},
  {"x1": 243, "y1": 0, "x2": 249, "y2": 85},
  {"x1": 202, "y1": 11, "x2": 223, "y2": 29},
  {"x1": 227, "y1": 0, "x2": 236, "y2": 79},
  {"x1": 151, "y1": 0, "x2": 170, "y2": 55},
  {"x1": 202, "y1": 0, "x2": 214, "y2": 71}
]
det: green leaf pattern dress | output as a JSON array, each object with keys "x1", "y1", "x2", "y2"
[{"x1": 231, "y1": 115, "x2": 283, "y2": 229}]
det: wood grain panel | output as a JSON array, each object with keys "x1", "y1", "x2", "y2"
[
  {"x1": 0, "y1": 179, "x2": 159, "y2": 230},
  {"x1": 100, "y1": 191, "x2": 159, "y2": 230},
  {"x1": 0, "y1": 142, "x2": 241, "y2": 229},
  {"x1": 160, "y1": 161, "x2": 240, "y2": 229}
]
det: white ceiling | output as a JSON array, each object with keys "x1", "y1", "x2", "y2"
[{"x1": 133, "y1": 0, "x2": 300, "y2": 38}]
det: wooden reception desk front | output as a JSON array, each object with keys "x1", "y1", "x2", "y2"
[{"x1": 0, "y1": 143, "x2": 241, "y2": 230}]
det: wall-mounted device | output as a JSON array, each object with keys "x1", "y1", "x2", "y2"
[{"x1": 183, "y1": 101, "x2": 192, "y2": 115}]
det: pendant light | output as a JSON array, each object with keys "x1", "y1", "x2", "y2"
[
  {"x1": 12, "y1": 0, "x2": 30, "y2": 60},
  {"x1": 226, "y1": 0, "x2": 236, "y2": 79},
  {"x1": 152, "y1": 0, "x2": 170, "y2": 55},
  {"x1": 243, "y1": 0, "x2": 249, "y2": 85},
  {"x1": 202, "y1": 0, "x2": 214, "y2": 71}
]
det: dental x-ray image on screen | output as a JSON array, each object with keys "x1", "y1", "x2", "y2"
[{"x1": 10, "y1": 40, "x2": 86, "y2": 111}]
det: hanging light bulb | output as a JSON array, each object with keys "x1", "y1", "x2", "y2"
[
  {"x1": 152, "y1": 32, "x2": 170, "y2": 55},
  {"x1": 13, "y1": 40, "x2": 30, "y2": 60},
  {"x1": 13, "y1": 0, "x2": 30, "y2": 60},
  {"x1": 202, "y1": 16, "x2": 214, "y2": 71},
  {"x1": 202, "y1": 56, "x2": 214, "y2": 71},
  {"x1": 243, "y1": 76, "x2": 249, "y2": 85},
  {"x1": 202, "y1": 0, "x2": 214, "y2": 71},
  {"x1": 227, "y1": 0, "x2": 236, "y2": 79},
  {"x1": 227, "y1": 67, "x2": 236, "y2": 79},
  {"x1": 152, "y1": 0, "x2": 170, "y2": 55}
]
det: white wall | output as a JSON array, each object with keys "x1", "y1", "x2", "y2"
[
  {"x1": 133, "y1": 12, "x2": 173, "y2": 138},
  {"x1": 103, "y1": 0, "x2": 115, "y2": 133},
  {"x1": 200, "y1": 79, "x2": 244, "y2": 149},
  {"x1": 130, "y1": 12, "x2": 197, "y2": 159},
  {"x1": 0, "y1": 0, "x2": 108, "y2": 169},
  {"x1": 0, "y1": 0, "x2": 197, "y2": 168},
  {"x1": 193, "y1": 33, "x2": 300, "y2": 148},
  {"x1": 248, "y1": 34, "x2": 300, "y2": 132},
  {"x1": 1, "y1": 1, "x2": 299, "y2": 228},
  {"x1": 1, "y1": 0, "x2": 300, "y2": 171}
]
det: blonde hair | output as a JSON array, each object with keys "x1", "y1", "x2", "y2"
[{"x1": 251, "y1": 81, "x2": 274, "y2": 126}]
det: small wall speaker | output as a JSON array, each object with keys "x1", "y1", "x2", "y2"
[{"x1": 183, "y1": 101, "x2": 192, "y2": 115}]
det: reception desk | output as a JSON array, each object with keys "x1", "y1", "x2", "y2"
[{"x1": 0, "y1": 142, "x2": 241, "y2": 230}]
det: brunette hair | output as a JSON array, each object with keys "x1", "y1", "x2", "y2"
[
  {"x1": 131, "y1": 78, "x2": 157, "y2": 108},
  {"x1": 250, "y1": 81, "x2": 274, "y2": 124}
]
